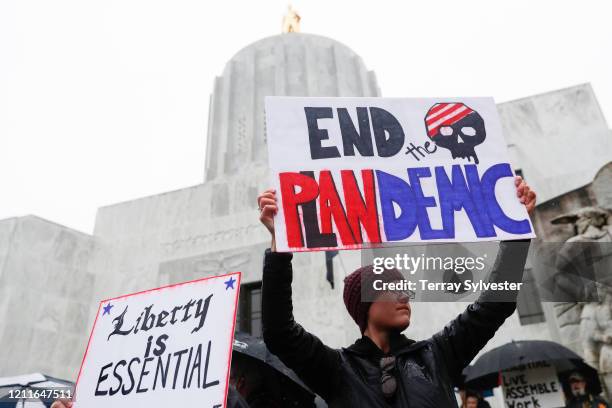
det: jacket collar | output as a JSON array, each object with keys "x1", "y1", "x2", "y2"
[{"x1": 344, "y1": 331, "x2": 425, "y2": 358}]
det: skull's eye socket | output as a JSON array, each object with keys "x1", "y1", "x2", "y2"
[
  {"x1": 439, "y1": 126, "x2": 453, "y2": 136},
  {"x1": 461, "y1": 127, "x2": 476, "y2": 136}
]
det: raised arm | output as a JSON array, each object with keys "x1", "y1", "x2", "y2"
[
  {"x1": 258, "y1": 189, "x2": 341, "y2": 400},
  {"x1": 432, "y1": 176, "x2": 536, "y2": 382},
  {"x1": 432, "y1": 238, "x2": 531, "y2": 382}
]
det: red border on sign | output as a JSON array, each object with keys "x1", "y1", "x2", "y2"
[
  {"x1": 225, "y1": 273, "x2": 241, "y2": 408},
  {"x1": 72, "y1": 271, "x2": 242, "y2": 408}
]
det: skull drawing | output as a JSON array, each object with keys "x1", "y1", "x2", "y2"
[{"x1": 425, "y1": 103, "x2": 486, "y2": 164}]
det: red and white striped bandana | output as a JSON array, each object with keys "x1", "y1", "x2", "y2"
[{"x1": 425, "y1": 103, "x2": 475, "y2": 137}]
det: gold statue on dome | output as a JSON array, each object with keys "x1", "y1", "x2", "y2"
[{"x1": 282, "y1": 5, "x2": 301, "y2": 33}]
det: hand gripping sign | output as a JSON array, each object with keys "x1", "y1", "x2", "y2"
[
  {"x1": 73, "y1": 272, "x2": 241, "y2": 408},
  {"x1": 265, "y1": 97, "x2": 536, "y2": 252}
]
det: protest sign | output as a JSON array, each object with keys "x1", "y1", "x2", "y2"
[
  {"x1": 502, "y1": 363, "x2": 565, "y2": 408},
  {"x1": 73, "y1": 272, "x2": 241, "y2": 408},
  {"x1": 265, "y1": 97, "x2": 536, "y2": 252}
]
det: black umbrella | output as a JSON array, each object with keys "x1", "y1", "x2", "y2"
[
  {"x1": 463, "y1": 340, "x2": 585, "y2": 390},
  {"x1": 0, "y1": 373, "x2": 73, "y2": 408},
  {"x1": 232, "y1": 332, "x2": 316, "y2": 406}
]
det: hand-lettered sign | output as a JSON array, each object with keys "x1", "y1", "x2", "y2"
[
  {"x1": 265, "y1": 97, "x2": 536, "y2": 252},
  {"x1": 73, "y1": 272, "x2": 241, "y2": 408},
  {"x1": 502, "y1": 363, "x2": 565, "y2": 408}
]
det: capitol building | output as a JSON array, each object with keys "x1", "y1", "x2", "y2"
[{"x1": 1, "y1": 12, "x2": 611, "y2": 405}]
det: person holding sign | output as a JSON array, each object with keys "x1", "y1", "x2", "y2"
[{"x1": 258, "y1": 176, "x2": 536, "y2": 408}]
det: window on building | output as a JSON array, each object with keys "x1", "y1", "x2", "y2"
[
  {"x1": 517, "y1": 267, "x2": 545, "y2": 325},
  {"x1": 236, "y1": 281, "x2": 262, "y2": 337}
]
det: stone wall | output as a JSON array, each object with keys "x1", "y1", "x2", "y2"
[{"x1": 0, "y1": 216, "x2": 97, "y2": 379}]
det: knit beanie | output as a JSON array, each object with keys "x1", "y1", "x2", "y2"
[{"x1": 343, "y1": 265, "x2": 405, "y2": 333}]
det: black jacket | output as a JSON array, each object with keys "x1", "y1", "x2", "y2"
[{"x1": 262, "y1": 240, "x2": 531, "y2": 408}]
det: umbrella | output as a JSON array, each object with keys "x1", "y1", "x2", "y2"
[
  {"x1": 232, "y1": 332, "x2": 316, "y2": 406},
  {"x1": 463, "y1": 340, "x2": 587, "y2": 390},
  {"x1": 0, "y1": 373, "x2": 74, "y2": 408}
]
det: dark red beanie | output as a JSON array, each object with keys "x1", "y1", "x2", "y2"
[{"x1": 343, "y1": 265, "x2": 404, "y2": 333}]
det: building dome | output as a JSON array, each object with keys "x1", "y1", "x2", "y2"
[{"x1": 204, "y1": 33, "x2": 380, "y2": 180}]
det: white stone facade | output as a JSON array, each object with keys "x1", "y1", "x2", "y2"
[{"x1": 0, "y1": 216, "x2": 97, "y2": 379}]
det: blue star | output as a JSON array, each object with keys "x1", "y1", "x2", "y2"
[
  {"x1": 102, "y1": 303, "x2": 113, "y2": 316},
  {"x1": 224, "y1": 276, "x2": 236, "y2": 290}
]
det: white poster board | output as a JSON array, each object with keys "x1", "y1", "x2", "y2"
[
  {"x1": 73, "y1": 272, "x2": 241, "y2": 408},
  {"x1": 502, "y1": 363, "x2": 565, "y2": 408},
  {"x1": 265, "y1": 97, "x2": 535, "y2": 252}
]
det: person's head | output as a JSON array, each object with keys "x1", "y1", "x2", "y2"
[
  {"x1": 465, "y1": 395, "x2": 479, "y2": 408},
  {"x1": 569, "y1": 372, "x2": 587, "y2": 397},
  {"x1": 343, "y1": 265, "x2": 411, "y2": 334},
  {"x1": 462, "y1": 389, "x2": 480, "y2": 408}
]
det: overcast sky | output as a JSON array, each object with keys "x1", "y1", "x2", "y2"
[{"x1": 1, "y1": 0, "x2": 610, "y2": 234}]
